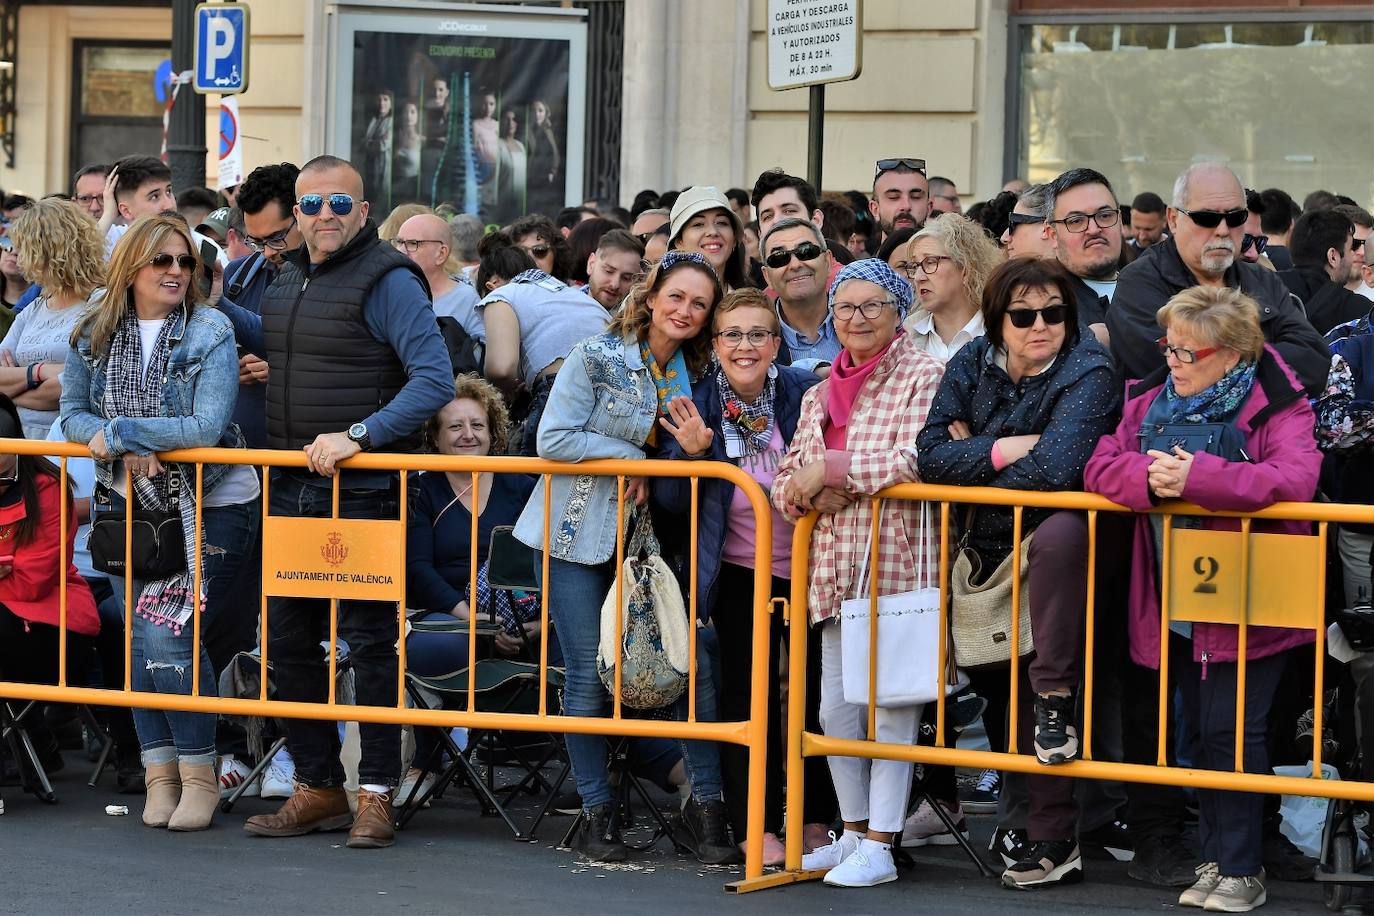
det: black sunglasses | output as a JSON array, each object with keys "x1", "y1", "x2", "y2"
[
  {"x1": 524, "y1": 244, "x2": 551, "y2": 258},
  {"x1": 1242, "y1": 233, "x2": 1269, "y2": 256},
  {"x1": 149, "y1": 253, "x2": 197, "y2": 271},
  {"x1": 1178, "y1": 207, "x2": 1247, "y2": 230},
  {"x1": 1008, "y1": 212, "x2": 1045, "y2": 227},
  {"x1": 763, "y1": 242, "x2": 824, "y2": 269},
  {"x1": 874, "y1": 158, "x2": 927, "y2": 181},
  {"x1": 1006, "y1": 304, "x2": 1068, "y2": 329}
]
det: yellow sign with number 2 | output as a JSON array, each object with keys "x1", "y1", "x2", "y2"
[{"x1": 1166, "y1": 528, "x2": 1322, "y2": 630}]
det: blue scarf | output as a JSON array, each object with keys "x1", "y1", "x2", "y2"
[
  {"x1": 1163, "y1": 361, "x2": 1257, "y2": 424},
  {"x1": 639, "y1": 343, "x2": 692, "y2": 413}
]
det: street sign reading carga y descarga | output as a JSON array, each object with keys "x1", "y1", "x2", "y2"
[{"x1": 767, "y1": 0, "x2": 862, "y2": 91}]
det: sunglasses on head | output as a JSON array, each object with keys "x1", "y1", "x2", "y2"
[
  {"x1": 523, "y1": 244, "x2": 551, "y2": 258},
  {"x1": 1178, "y1": 207, "x2": 1247, "y2": 230},
  {"x1": 763, "y1": 241, "x2": 824, "y2": 269},
  {"x1": 1006, "y1": 304, "x2": 1068, "y2": 329},
  {"x1": 149, "y1": 253, "x2": 197, "y2": 271},
  {"x1": 874, "y1": 158, "x2": 927, "y2": 181},
  {"x1": 297, "y1": 193, "x2": 355, "y2": 217}
]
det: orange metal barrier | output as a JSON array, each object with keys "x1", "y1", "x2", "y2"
[
  {"x1": 736, "y1": 481, "x2": 1374, "y2": 894},
  {"x1": 0, "y1": 441, "x2": 775, "y2": 887}
]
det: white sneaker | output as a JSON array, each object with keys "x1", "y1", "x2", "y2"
[
  {"x1": 901, "y1": 798, "x2": 968, "y2": 847},
  {"x1": 801, "y1": 829, "x2": 862, "y2": 872},
  {"x1": 260, "y1": 749, "x2": 295, "y2": 799},
  {"x1": 218, "y1": 756, "x2": 260, "y2": 799},
  {"x1": 823, "y1": 838, "x2": 898, "y2": 888},
  {"x1": 397, "y1": 767, "x2": 437, "y2": 807}
]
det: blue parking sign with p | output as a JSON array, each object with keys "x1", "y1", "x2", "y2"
[{"x1": 193, "y1": 2, "x2": 250, "y2": 95}]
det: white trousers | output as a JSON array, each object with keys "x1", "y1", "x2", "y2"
[{"x1": 818, "y1": 620, "x2": 921, "y2": 834}]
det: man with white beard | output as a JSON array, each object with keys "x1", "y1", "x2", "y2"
[{"x1": 1107, "y1": 161, "x2": 1328, "y2": 396}]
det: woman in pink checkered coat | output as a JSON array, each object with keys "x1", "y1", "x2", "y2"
[{"x1": 772, "y1": 259, "x2": 946, "y2": 888}]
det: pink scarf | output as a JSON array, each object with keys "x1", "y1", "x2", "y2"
[{"x1": 824, "y1": 331, "x2": 903, "y2": 448}]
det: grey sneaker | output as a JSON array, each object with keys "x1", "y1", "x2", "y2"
[
  {"x1": 1203, "y1": 871, "x2": 1266, "y2": 912},
  {"x1": 1179, "y1": 862, "x2": 1220, "y2": 908}
]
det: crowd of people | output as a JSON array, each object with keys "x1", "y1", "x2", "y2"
[{"x1": 0, "y1": 146, "x2": 1369, "y2": 912}]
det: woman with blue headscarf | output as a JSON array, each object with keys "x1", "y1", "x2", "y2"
[{"x1": 771, "y1": 259, "x2": 948, "y2": 888}]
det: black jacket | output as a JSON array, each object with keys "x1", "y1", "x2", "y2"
[
  {"x1": 1065, "y1": 273, "x2": 1110, "y2": 330},
  {"x1": 1107, "y1": 237, "x2": 1328, "y2": 396},
  {"x1": 1278, "y1": 266, "x2": 1368, "y2": 337}
]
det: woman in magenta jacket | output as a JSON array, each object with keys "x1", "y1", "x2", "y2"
[{"x1": 1084, "y1": 286, "x2": 1320, "y2": 913}]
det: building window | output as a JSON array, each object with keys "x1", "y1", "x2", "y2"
[
  {"x1": 70, "y1": 42, "x2": 169, "y2": 179},
  {"x1": 1015, "y1": 18, "x2": 1374, "y2": 200}
]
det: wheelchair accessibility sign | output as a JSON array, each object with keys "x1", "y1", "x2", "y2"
[{"x1": 193, "y1": 2, "x2": 250, "y2": 95}]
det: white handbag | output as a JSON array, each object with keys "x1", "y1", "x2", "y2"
[{"x1": 839, "y1": 500, "x2": 957, "y2": 708}]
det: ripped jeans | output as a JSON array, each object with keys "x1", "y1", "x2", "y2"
[{"x1": 109, "y1": 497, "x2": 260, "y2": 766}]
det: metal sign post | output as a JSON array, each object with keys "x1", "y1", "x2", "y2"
[{"x1": 766, "y1": 0, "x2": 863, "y2": 192}]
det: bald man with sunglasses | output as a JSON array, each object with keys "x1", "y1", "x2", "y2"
[{"x1": 1108, "y1": 162, "x2": 1328, "y2": 395}]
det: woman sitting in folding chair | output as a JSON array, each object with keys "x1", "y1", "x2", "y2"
[{"x1": 403, "y1": 374, "x2": 536, "y2": 799}]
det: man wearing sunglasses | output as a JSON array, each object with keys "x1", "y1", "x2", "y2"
[
  {"x1": 1276, "y1": 209, "x2": 1366, "y2": 336},
  {"x1": 1001, "y1": 184, "x2": 1057, "y2": 261},
  {"x1": 1334, "y1": 204, "x2": 1373, "y2": 300},
  {"x1": 223, "y1": 155, "x2": 452, "y2": 851},
  {"x1": 869, "y1": 158, "x2": 930, "y2": 242},
  {"x1": 1045, "y1": 168, "x2": 1123, "y2": 347},
  {"x1": 1109, "y1": 162, "x2": 1328, "y2": 396},
  {"x1": 759, "y1": 217, "x2": 840, "y2": 372}
]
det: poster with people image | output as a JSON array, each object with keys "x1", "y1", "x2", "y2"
[{"x1": 349, "y1": 28, "x2": 576, "y2": 223}]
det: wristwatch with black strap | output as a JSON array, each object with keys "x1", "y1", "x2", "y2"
[{"x1": 347, "y1": 422, "x2": 371, "y2": 452}]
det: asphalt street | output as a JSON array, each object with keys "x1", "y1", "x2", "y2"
[{"x1": 0, "y1": 745, "x2": 1349, "y2": 916}]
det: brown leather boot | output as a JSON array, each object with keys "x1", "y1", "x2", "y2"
[
  {"x1": 243, "y1": 785, "x2": 351, "y2": 837},
  {"x1": 167, "y1": 761, "x2": 218, "y2": 831},
  {"x1": 346, "y1": 788, "x2": 395, "y2": 849},
  {"x1": 142, "y1": 760, "x2": 181, "y2": 828}
]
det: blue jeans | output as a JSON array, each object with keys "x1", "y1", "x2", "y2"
[
  {"x1": 543, "y1": 555, "x2": 723, "y2": 810},
  {"x1": 110, "y1": 497, "x2": 260, "y2": 765}
]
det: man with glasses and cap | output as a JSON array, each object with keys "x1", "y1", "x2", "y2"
[
  {"x1": 760, "y1": 216, "x2": 840, "y2": 372},
  {"x1": 1109, "y1": 161, "x2": 1327, "y2": 395},
  {"x1": 218, "y1": 154, "x2": 452, "y2": 851},
  {"x1": 869, "y1": 158, "x2": 930, "y2": 242},
  {"x1": 1045, "y1": 167, "x2": 1123, "y2": 348}
]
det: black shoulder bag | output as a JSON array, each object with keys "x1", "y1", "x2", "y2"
[{"x1": 88, "y1": 466, "x2": 187, "y2": 579}]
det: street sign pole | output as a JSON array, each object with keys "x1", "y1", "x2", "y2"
[
  {"x1": 807, "y1": 84, "x2": 824, "y2": 195},
  {"x1": 168, "y1": 0, "x2": 206, "y2": 193}
]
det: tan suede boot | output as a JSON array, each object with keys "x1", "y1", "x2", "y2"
[
  {"x1": 142, "y1": 760, "x2": 181, "y2": 828},
  {"x1": 167, "y1": 761, "x2": 218, "y2": 831}
]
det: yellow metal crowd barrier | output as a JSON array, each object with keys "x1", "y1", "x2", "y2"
[
  {"x1": 738, "y1": 481, "x2": 1374, "y2": 894},
  {"x1": 0, "y1": 441, "x2": 775, "y2": 887}
]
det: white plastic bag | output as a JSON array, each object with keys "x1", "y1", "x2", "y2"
[{"x1": 1275, "y1": 762, "x2": 1346, "y2": 858}]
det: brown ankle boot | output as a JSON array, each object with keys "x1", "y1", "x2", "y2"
[
  {"x1": 243, "y1": 785, "x2": 352, "y2": 837},
  {"x1": 346, "y1": 788, "x2": 395, "y2": 848},
  {"x1": 167, "y1": 761, "x2": 218, "y2": 831},
  {"x1": 142, "y1": 760, "x2": 181, "y2": 828}
]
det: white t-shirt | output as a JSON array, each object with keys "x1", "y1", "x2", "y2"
[{"x1": 0, "y1": 295, "x2": 88, "y2": 439}]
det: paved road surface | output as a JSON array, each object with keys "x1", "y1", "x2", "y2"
[{"x1": 0, "y1": 748, "x2": 1346, "y2": 915}]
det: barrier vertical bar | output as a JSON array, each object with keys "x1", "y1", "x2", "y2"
[
  {"x1": 867, "y1": 497, "x2": 880, "y2": 741},
  {"x1": 688, "y1": 476, "x2": 698, "y2": 723},
  {"x1": 124, "y1": 462, "x2": 134, "y2": 692},
  {"x1": 58, "y1": 456, "x2": 68, "y2": 687},
  {"x1": 327, "y1": 472, "x2": 340, "y2": 705},
  {"x1": 783, "y1": 514, "x2": 816, "y2": 874},
  {"x1": 191, "y1": 462, "x2": 204, "y2": 696},
  {"x1": 1314, "y1": 521, "x2": 1328, "y2": 776},
  {"x1": 935, "y1": 502, "x2": 950, "y2": 746},
  {"x1": 1234, "y1": 517, "x2": 1251, "y2": 772},
  {"x1": 1008, "y1": 506, "x2": 1024, "y2": 754},
  {"x1": 396, "y1": 469, "x2": 408, "y2": 708},
  {"x1": 538, "y1": 476, "x2": 551, "y2": 716},
  {"x1": 1082, "y1": 509, "x2": 1097, "y2": 759},
  {"x1": 742, "y1": 469, "x2": 774, "y2": 883},
  {"x1": 613, "y1": 476, "x2": 625, "y2": 721},
  {"x1": 259, "y1": 466, "x2": 270, "y2": 701},
  {"x1": 1157, "y1": 513, "x2": 1173, "y2": 766},
  {"x1": 468, "y1": 471, "x2": 479, "y2": 714}
]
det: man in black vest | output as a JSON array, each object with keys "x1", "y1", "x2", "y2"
[{"x1": 222, "y1": 155, "x2": 452, "y2": 849}]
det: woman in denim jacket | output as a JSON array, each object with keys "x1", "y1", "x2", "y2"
[
  {"x1": 513, "y1": 251, "x2": 737, "y2": 864},
  {"x1": 61, "y1": 214, "x2": 260, "y2": 833}
]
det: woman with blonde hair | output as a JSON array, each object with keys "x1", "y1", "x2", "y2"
[
  {"x1": 60, "y1": 213, "x2": 259, "y2": 833},
  {"x1": 903, "y1": 213, "x2": 1003, "y2": 363},
  {"x1": 1, "y1": 198, "x2": 105, "y2": 438}
]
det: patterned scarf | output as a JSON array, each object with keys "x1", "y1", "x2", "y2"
[
  {"x1": 639, "y1": 342, "x2": 691, "y2": 446},
  {"x1": 1163, "y1": 360, "x2": 1257, "y2": 424},
  {"x1": 100, "y1": 303, "x2": 201, "y2": 634},
  {"x1": 714, "y1": 362, "x2": 776, "y2": 458}
]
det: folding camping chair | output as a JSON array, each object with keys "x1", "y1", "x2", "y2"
[{"x1": 1, "y1": 700, "x2": 59, "y2": 805}]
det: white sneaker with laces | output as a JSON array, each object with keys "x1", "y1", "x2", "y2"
[
  {"x1": 901, "y1": 798, "x2": 967, "y2": 847},
  {"x1": 218, "y1": 756, "x2": 259, "y2": 799},
  {"x1": 801, "y1": 829, "x2": 862, "y2": 872},
  {"x1": 260, "y1": 749, "x2": 296, "y2": 799},
  {"x1": 1202, "y1": 872, "x2": 1266, "y2": 913},
  {"x1": 823, "y1": 838, "x2": 898, "y2": 888}
]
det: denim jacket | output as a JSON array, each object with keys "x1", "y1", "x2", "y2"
[
  {"x1": 60, "y1": 304, "x2": 243, "y2": 490},
  {"x1": 513, "y1": 332, "x2": 660, "y2": 565}
]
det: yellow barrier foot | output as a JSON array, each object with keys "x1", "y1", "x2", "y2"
[{"x1": 724, "y1": 868, "x2": 828, "y2": 894}]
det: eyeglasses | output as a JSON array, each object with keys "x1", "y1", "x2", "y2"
[
  {"x1": 1241, "y1": 233, "x2": 1269, "y2": 256},
  {"x1": 1050, "y1": 207, "x2": 1120, "y2": 233},
  {"x1": 1354, "y1": 236, "x2": 1368, "y2": 253},
  {"x1": 391, "y1": 238, "x2": 445, "y2": 254},
  {"x1": 1177, "y1": 207, "x2": 1247, "y2": 230},
  {"x1": 906, "y1": 255, "x2": 952, "y2": 277},
  {"x1": 1006, "y1": 304, "x2": 1068, "y2": 329},
  {"x1": 1008, "y1": 212, "x2": 1045, "y2": 228},
  {"x1": 149, "y1": 253, "x2": 197, "y2": 271},
  {"x1": 297, "y1": 193, "x2": 355, "y2": 217},
  {"x1": 74, "y1": 194, "x2": 102, "y2": 207},
  {"x1": 522, "y1": 244, "x2": 551, "y2": 259},
  {"x1": 832, "y1": 299, "x2": 892, "y2": 321},
  {"x1": 1157, "y1": 337, "x2": 1221, "y2": 364},
  {"x1": 714, "y1": 328, "x2": 777, "y2": 349},
  {"x1": 244, "y1": 219, "x2": 297, "y2": 252},
  {"x1": 763, "y1": 241, "x2": 824, "y2": 269},
  {"x1": 874, "y1": 158, "x2": 927, "y2": 181}
]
